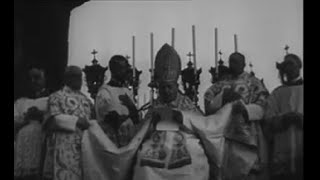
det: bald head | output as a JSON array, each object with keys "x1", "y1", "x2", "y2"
[
  {"x1": 283, "y1": 54, "x2": 302, "y2": 69},
  {"x1": 229, "y1": 52, "x2": 246, "y2": 76},
  {"x1": 64, "y1": 66, "x2": 82, "y2": 77},
  {"x1": 64, "y1": 66, "x2": 83, "y2": 91},
  {"x1": 277, "y1": 53, "x2": 302, "y2": 82}
]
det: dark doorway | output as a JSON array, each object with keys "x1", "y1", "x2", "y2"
[{"x1": 14, "y1": 0, "x2": 88, "y2": 100}]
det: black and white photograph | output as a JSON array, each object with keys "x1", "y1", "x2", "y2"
[{"x1": 14, "y1": 0, "x2": 303, "y2": 180}]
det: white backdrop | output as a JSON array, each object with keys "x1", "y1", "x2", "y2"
[{"x1": 68, "y1": 0, "x2": 303, "y2": 109}]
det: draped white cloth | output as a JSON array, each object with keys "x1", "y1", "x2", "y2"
[
  {"x1": 82, "y1": 120, "x2": 151, "y2": 180},
  {"x1": 81, "y1": 103, "x2": 236, "y2": 180}
]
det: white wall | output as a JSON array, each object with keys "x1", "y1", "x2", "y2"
[{"x1": 68, "y1": 0, "x2": 303, "y2": 109}]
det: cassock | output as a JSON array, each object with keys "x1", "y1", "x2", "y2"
[{"x1": 264, "y1": 79, "x2": 303, "y2": 179}]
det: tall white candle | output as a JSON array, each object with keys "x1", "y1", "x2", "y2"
[
  {"x1": 171, "y1": 28, "x2": 175, "y2": 48},
  {"x1": 234, "y1": 34, "x2": 238, "y2": 52},
  {"x1": 150, "y1": 32, "x2": 154, "y2": 105},
  {"x1": 192, "y1": 25, "x2": 197, "y2": 74},
  {"x1": 150, "y1": 33, "x2": 154, "y2": 77},
  {"x1": 215, "y1": 28, "x2": 218, "y2": 74},
  {"x1": 132, "y1": 36, "x2": 136, "y2": 79}
]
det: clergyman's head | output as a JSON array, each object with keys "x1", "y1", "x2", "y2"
[
  {"x1": 158, "y1": 81, "x2": 179, "y2": 104},
  {"x1": 277, "y1": 53, "x2": 302, "y2": 83},
  {"x1": 64, "y1": 66, "x2": 83, "y2": 91},
  {"x1": 109, "y1": 55, "x2": 130, "y2": 82},
  {"x1": 28, "y1": 68, "x2": 46, "y2": 94},
  {"x1": 228, "y1": 52, "x2": 246, "y2": 76},
  {"x1": 154, "y1": 44, "x2": 181, "y2": 103}
]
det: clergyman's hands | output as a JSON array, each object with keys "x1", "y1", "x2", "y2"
[
  {"x1": 281, "y1": 112, "x2": 303, "y2": 130},
  {"x1": 172, "y1": 109, "x2": 183, "y2": 125},
  {"x1": 232, "y1": 101, "x2": 249, "y2": 123},
  {"x1": 104, "y1": 111, "x2": 128, "y2": 130},
  {"x1": 25, "y1": 106, "x2": 44, "y2": 122},
  {"x1": 118, "y1": 119, "x2": 136, "y2": 145},
  {"x1": 76, "y1": 117, "x2": 90, "y2": 131},
  {"x1": 222, "y1": 88, "x2": 242, "y2": 105},
  {"x1": 119, "y1": 94, "x2": 136, "y2": 110},
  {"x1": 119, "y1": 94, "x2": 139, "y2": 124}
]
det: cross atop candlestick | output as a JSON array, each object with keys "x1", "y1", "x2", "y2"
[
  {"x1": 285, "y1": 45, "x2": 290, "y2": 54},
  {"x1": 84, "y1": 49, "x2": 107, "y2": 100},
  {"x1": 91, "y1": 49, "x2": 98, "y2": 64},
  {"x1": 91, "y1": 49, "x2": 98, "y2": 59},
  {"x1": 187, "y1": 52, "x2": 193, "y2": 62}
]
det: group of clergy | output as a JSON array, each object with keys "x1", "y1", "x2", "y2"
[{"x1": 14, "y1": 43, "x2": 303, "y2": 180}]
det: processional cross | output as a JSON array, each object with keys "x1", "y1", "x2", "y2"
[{"x1": 92, "y1": 49, "x2": 98, "y2": 58}]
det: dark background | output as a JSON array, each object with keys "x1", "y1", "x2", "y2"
[{"x1": 14, "y1": 0, "x2": 88, "y2": 100}]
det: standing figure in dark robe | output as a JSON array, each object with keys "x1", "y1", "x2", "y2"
[
  {"x1": 263, "y1": 54, "x2": 303, "y2": 180},
  {"x1": 181, "y1": 61, "x2": 201, "y2": 103}
]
